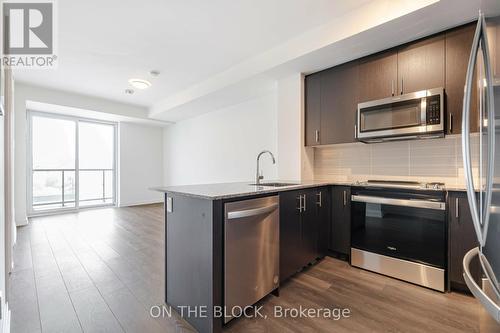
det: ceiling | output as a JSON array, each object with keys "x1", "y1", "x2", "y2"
[
  {"x1": 15, "y1": 0, "x2": 494, "y2": 123},
  {"x1": 14, "y1": 0, "x2": 371, "y2": 107}
]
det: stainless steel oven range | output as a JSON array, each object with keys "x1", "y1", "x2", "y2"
[{"x1": 350, "y1": 181, "x2": 446, "y2": 292}]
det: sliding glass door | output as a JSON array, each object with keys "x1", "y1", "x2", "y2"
[
  {"x1": 31, "y1": 115, "x2": 76, "y2": 210},
  {"x1": 78, "y1": 121, "x2": 115, "y2": 207},
  {"x1": 29, "y1": 112, "x2": 116, "y2": 213}
]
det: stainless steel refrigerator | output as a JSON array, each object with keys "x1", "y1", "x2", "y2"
[{"x1": 461, "y1": 8, "x2": 500, "y2": 332}]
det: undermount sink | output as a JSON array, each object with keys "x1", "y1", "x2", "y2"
[{"x1": 250, "y1": 182, "x2": 298, "y2": 187}]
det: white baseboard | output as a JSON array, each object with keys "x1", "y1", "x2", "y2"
[
  {"x1": 0, "y1": 291, "x2": 11, "y2": 333},
  {"x1": 119, "y1": 199, "x2": 163, "y2": 207}
]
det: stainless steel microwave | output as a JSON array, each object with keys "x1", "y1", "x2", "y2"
[{"x1": 356, "y1": 87, "x2": 444, "y2": 143}]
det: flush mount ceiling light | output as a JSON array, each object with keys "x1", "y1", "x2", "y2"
[{"x1": 128, "y1": 78, "x2": 151, "y2": 90}]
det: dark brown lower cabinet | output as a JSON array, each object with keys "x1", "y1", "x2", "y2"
[
  {"x1": 448, "y1": 191, "x2": 481, "y2": 292},
  {"x1": 279, "y1": 187, "x2": 329, "y2": 282},
  {"x1": 330, "y1": 186, "x2": 351, "y2": 257}
]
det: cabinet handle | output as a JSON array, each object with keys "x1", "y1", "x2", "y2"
[
  {"x1": 297, "y1": 195, "x2": 302, "y2": 212},
  {"x1": 303, "y1": 194, "x2": 306, "y2": 212},
  {"x1": 354, "y1": 124, "x2": 357, "y2": 139},
  {"x1": 449, "y1": 113, "x2": 453, "y2": 133},
  {"x1": 391, "y1": 80, "x2": 395, "y2": 96},
  {"x1": 400, "y1": 77, "x2": 403, "y2": 95},
  {"x1": 455, "y1": 197, "x2": 459, "y2": 219},
  {"x1": 316, "y1": 192, "x2": 322, "y2": 207},
  {"x1": 343, "y1": 190, "x2": 347, "y2": 207},
  {"x1": 315, "y1": 130, "x2": 320, "y2": 143}
]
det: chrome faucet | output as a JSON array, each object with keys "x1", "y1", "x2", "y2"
[{"x1": 256, "y1": 150, "x2": 276, "y2": 185}]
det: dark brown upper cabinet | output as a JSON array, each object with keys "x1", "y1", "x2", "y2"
[
  {"x1": 487, "y1": 16, "x2": 500, "y2": 79},
  {"x1": 304, "y1": 23, "x2": 481, "y2": 147},
  {"x1": 397, "y1": 34, "x2": 445, "y2": 95},
  {"x1": 320, "y1": 61, "x2": 359, "y2": 145},
  {"x1": 305, "y1": 73, "x2": 322, "y2": 146},
  {"x1": 446, "y1": 23, "x2": 478, "y2": 135},
  {"x1": 358, "y1": 50, "x2": 398, "y2": 102}
]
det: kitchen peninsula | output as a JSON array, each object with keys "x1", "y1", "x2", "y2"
[{"x1": 154, "y1": 181, "x2": 333, "y2": 333}]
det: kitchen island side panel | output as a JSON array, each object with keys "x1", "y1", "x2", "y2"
[{"x1": 165, "y1": 193, "x2": 222, "y2": 333}]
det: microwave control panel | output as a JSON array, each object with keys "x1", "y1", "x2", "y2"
[{"x1": 426, "y1": 95, "x2": 441, "y2": 125}]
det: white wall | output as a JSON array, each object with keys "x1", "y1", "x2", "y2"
[
  {"x1": 119, "y1": 122, "x2": 163, "y2": 206},
  {"x1": 14, "y1": 83, "x2": 164, "y2": 225},
  {"x1": 0, "y1": 102, "x2": 5, "y2": 300},
  {"x1": 277, "y1": 74, "x2": 301, "y2": 180},
  {"x1": 163, "y1": 91, "x2": 278, "y2": 185},
  {"x1": 277, "y1": 73, "x2": 313, "y2": 181},
  {"x1": 2, "y1": 67, "x2": 15, "y2": 308}
]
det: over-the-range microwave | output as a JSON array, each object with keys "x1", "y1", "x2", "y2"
[{"x1": 356, "y1": 87, "x2": 444, "y2": 143}]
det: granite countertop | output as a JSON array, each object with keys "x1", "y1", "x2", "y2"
[
  {"x1": 152, "y1": 180, "x2": 467, "y2": 200},
  {"x1": 152, "y1": 180, "x2": 352, "y2": 200}
]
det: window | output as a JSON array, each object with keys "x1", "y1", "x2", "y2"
[
  {"x1": 28, "y1": 112, "x2": 117, "y2": 213},
  {"x1": 78, "y1": 121, "x2": 115, "y2": 207}
]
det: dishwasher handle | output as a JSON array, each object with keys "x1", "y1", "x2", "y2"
[{"x1": 227, "y1": 203, "x2": 278, "y2": 220}]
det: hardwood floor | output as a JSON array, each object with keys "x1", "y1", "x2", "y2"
[{"x1": 10, "y1": 204, "x2": 481, "y2": 333}]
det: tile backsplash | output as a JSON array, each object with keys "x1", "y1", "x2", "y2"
[{"x1": 313, "y1": 134, "x2": 481, "y2": 188}]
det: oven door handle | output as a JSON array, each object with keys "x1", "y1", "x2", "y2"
[{"x1": 351, "y1": 195, "x2": 445, "y2": 210}]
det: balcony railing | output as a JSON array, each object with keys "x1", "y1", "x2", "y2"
[{"x1": 32, "y1": 168, "x2": 114, "y2": 209}]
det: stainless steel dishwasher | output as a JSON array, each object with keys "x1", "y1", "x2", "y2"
[{"x1": 224, "y1": 195, "x2": 279, "y2": 323}]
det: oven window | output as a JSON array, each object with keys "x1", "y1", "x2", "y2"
[
  {"x1": 351, "y1": 201, "x2": 446, "y2": 268},
  {"x1": 360, "y1": 99, "x2": 422, "y2": 132}
]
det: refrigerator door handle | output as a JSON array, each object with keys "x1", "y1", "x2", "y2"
[
  {"x1": 462, "y1": 14, "x2": 495, "y2": 246},
  {"x1": 462, "y1": 16, "x2": 482, "y2": 244},
  {"x1": 480, "y1": 14, "x2": 496, "y2": 246},
  {"x1": 463, "y1": 247, "x2": 500, "y2": 323}
]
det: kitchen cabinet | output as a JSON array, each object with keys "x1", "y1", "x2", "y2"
[
  {"x1": 279, "y1": 190, "x2": 302, "y2": 281},
  {"x1": 304, "y1": 23, "x2": 479, "y2": 145},
  {"x1": 279, "y1": 187, "x2": 329, "y2": 282},
  {"x1": 397, "y1": 34, "x2": 445, "y2": 95},
  {"x1": 448, "y1": 191, "x2": 481, "y2": 292},
  {"x1": 305, "y1": 73, "x2": 322, "y2": 146},
  {"x1": 316, "y1": 187, "x2": 331, "y2": 257},
  {"x1": 330, "y1": 186, "x2": 351, "y2": 257},
  {"x1": 303, "y1": 187, "x2": 330, "y2": 263},
  {"x1": 320, "y1": 61, "x2": 359, "y2": 145},
  {"x1": 487, "y1": 16, "x2": 500, "y2": 80},
  {"x1": 358, "y1": 50, "x2": 398, "y2": 102},
  {"x1": 305, "y1": 61, "x2": 358, "y2": 146},
  {"x1": 359, "y1": 32, "x2": 446, "y2": 98},
  {"x1": 446, "y1": 23, "x2": 478, "y2": 134}
]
